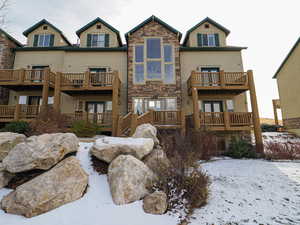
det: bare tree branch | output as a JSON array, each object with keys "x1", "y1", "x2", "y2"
[{"x1": 0, "y1": 0, "x2": 9, "y2": 27}]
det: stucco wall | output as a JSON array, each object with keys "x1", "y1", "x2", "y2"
[
  {"x1": 187, "y1": 22, "x2": 227, "y2": 47},
  {"x1": 180, "y1": 50, "x2": 248, "y2": 114},
  {"x1": 27, "y1": 25, "x2": 68, "y2": 47}
]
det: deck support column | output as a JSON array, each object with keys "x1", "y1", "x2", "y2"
[
  {"x1": 54, "y1": 72, "x2": 62, "y2": 111},
  {"x1": 112, "y1": 71, "x2": 119, "y2": 136},
  {"x1": 18, "y1": 68, "x2": 25, "y2": 84},
  {"x1": 192, "y1": 88, "x2": 200, "y2": 130},
  {"x1": 41, "y1": 68, "x2": 50, "y2": 110},
  {"x1": 224, "y1": 111, "x2": 230, "y2": 130},
  {"x1": 220, "y1": 70, "x2": 225, "y2": 87},
  {"x1": 14, "y1": 104, "x2": 21, "y2": 121},
  {"x1": 272, "y1": 99, "x2": 279, "y2": 126},
  {"x1": 248, "y1": 70, "x2": 263, "y2": 155}
]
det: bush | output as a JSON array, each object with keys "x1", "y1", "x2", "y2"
[
  {"x1": 153, "y1": 131, "x2": 210, "y2": 224},
  {"x1": 0, "y1": 121, "x2": 30, "y2": 135},
  {"x1": 264, "y1": 141, "x2": 300, "y2": 160},
  {"x1": 28, "y1": 107, "x2": 69, "y2": 135},
  {"x1": 225, "y1": 136, "x2": 256, "y2": 159},
  {"x1": 70, "y1": 120, "x2": 98, "y2": 137},
  {"x1": 261, "y1": 123, "x2": 282, "y2": 132}
]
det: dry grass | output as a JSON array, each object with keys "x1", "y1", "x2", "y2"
[{"x1": 264, "y1": 141, "x2": 300, "y2": 160}]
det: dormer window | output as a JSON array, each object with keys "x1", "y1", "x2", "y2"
[
  {"x1": 33, "y1": 34, "x2": 54, "y2": 47},
  {"x1": 96, "y1": 24, "x2": 101, "y2": 29},
  {"x1": 197, "y1": 33, "x2": 219, "y2": 47},
  {"x1": 87, "y1": 34, "x2": 109, "y2": 47},
  {"x1": 43, "y1": 25, "x2": 48, "y2": 30}
]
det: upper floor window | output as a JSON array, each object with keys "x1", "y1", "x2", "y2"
[
  {"x1": 197, "y1": 33, "x2": 219, "y2": 47},
  {"x1": 87, "y1": 33, "x2": 109, "y2": 47},
  {"x1": 134, "y1": 38, "x2": 175, "y2": 84},
  {"x1": 33, "y1": 34, "x2": 54, "y2": 47}
]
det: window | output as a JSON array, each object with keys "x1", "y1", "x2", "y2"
[
  {"x1": 134, "y1": 39, "x2": 175, "y2": 84},
  {"x1": 133, "y1": 97, "x2": 177, "y2": 114},
  {"x1": 200, "y1": 67, "x2": 220, "y2": 86},
  {"x1": 197, "y1": 33, "x2": 219, "y2": 47},
  {"x1": 203, "y1": 101, "x2": 223, "y2": 113},
  {"x1": 36, "y1": 34, "x2": 52, "y2": 47},
  {"x1": 226, "y1": 100, "x2": 234, "y2": 112},
  {"x1": 91, "y1": 34, "x2": 105, "y2": 47}
]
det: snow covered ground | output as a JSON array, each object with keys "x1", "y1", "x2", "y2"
[{"x1": 0, "y1": 137, "x2": 300, "y2": 225}]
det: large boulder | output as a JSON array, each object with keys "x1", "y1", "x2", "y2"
[
  {"x1": 143, "y1": 146, "x2": 171, "y2": 175},
  {"x1": 143, "y1": 191, "x2": 168, "y2": 215},
  {"x1": 1, "y1": 156, "x2": 88, "y2": 218},
  {"x1": 108, "y1": 155, "x2": 156, "y2": 205},
  {"x1": 132, "y1": 123, "x2": 159, "y2": 146},
  {"x1": 0, "y1": 163, "x2": 14, "y2": 189},
  {"x1": 91, "y1": 136, "x2": 154, "y2": 163},
  {"x1": 3, "y1": 133, "x2": 79, "y2": 173},
  {"x1": 0, "y1": 132, "x2": 26, "y2": 161}
]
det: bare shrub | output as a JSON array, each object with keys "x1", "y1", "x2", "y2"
[
  {"x1": 153, "y1": 131, "x2": 210, "y2": 224},
  {"x1": 28, "y1": 107, "x2": 70, "y2": 136},
  {"x1": 91, "y1": 155, "x2": 109, "y2": 174},
  {"x1": 264, "y1": 141, "x2": 300, "y2": 160}
]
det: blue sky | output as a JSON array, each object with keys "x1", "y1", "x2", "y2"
[{"x1": 3, "y1": 0, "x2": 300, "y2": 118}]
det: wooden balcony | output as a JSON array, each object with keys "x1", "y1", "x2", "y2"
[
  {"x1": 198, "y1": 112, "x2": 253, "y2": 131},
  {"x1": 188, "y1": 71, "x2": 249, "y2": 94},
  {"x1": 59, "y1": 71, "x2": 121, "y2": 93},
  {"x1": 0, "y1": 105, "x2": 40, "y2": 122},
  {"x1": 0, "y1": 69, "x2": 55, "y2": 90}
]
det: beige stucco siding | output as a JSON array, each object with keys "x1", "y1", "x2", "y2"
[
  {"x1": 187, "y1": 23, "x2": 227, "y2": 47},
  {"x1": 180, "y1": 51, "x2": 248, "y2": 114},
  {"x1": 79, "y1": 22, "x2": 119, "y2": 47},
  {"x1": 27, "y1": 25, "x2": 68, "y2": 47},
  {"x1": 277, "y1": 43, "x2": 300, "y2": 119}
]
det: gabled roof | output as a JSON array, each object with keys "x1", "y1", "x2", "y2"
[
  {"x1": 183, "y1": 17, "x2": 230, "y2": 46},
  {"x1": 23, "y1": 19, "x2": 72, "y2": 46},
  {"x1": 125, "y1": 15, "x2": 182, "y2": 41},
  {"x1": 0, "y1": 29, "x2": 22, "y2": 47},
  {"x1": 76, "y1": 17, "x2": 122, "y2": 46},
  {"x1": 273, "y1": 37, "x2": 300, "y2": 78}
]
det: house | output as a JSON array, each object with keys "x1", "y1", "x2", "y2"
[
  {"x1": 0, "y1": 16, "x2": 263, "y2": 152},
  {"x1": 273, "y1": 37, "x2": 300, "y2": 135}
]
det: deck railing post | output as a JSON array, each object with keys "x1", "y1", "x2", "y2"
[
  {"x1": 14, "y1": 104, "x2": 21, "y2": 120},
  {"x1": 224, "y1": 111, "x2": 230, "y2": 130},
  {"x1": 41, "y1": 68, "x2": 50, "y2": 109},
  {"x1": 112, "y1": 71, "x2": 120, "y2": 136},
  {"x1": 192, "y1": 88, "x2": 200, "y2": 129},
  {"x1": 54, "y1": 72, "x2": 62, "y2": 111},
  {"x1": 19, "y1": 68, "x2": 25, "y2": 83},
  {"x1": 220, "y1": 70, "x2": 225, "y2": 87},
  {"x1": 248, "y1": 70, "x2": 263, "y2": 155},
  {"x1": 84, "y1": 71, "x2": 90, "y2": 88}
]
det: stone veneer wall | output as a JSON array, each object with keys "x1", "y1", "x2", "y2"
[
  {"x1": 127, "y1": 21, "x2": 182, "y2": 111},
  {"x1": 0, "y1": 32, "x2": 18, "y2": 104},
  {"x1": 283, "y1": 117, "x2": 300, "y2": 129}
]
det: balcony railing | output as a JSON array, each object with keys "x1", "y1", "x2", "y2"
[
  {"x1": 64, "y1": 111, "x2": 112, "y2": 126},
  {"x1": 188, "y1": 71, "x2": 249, "y2": 90},
  {"x1": 0, "y1": 105, "x2": 40, "y2": 121},
  {"x1": 199, "y1": 112, "x2": 252, "y2": 130}
]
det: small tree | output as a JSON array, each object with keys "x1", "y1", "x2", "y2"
[{"x1": 0, "y1": 0, "x2": 9, "y2": 27}]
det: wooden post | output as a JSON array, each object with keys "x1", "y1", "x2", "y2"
[
  {"x1": 220, "y1": 70, "x2": 225, "y2": 87},
  {"x1": 192, "y1": 88, "x2": 200, "y2": 129},
  {"x1": 130, "y1": 113, "x2": 138, "y2": 136},
  {"x1": 181, "y1": 109, "x2": 186, "y2": 136},
  {"x1": 41, "y1": 68, "x2": 50, "y2": 109},
  {"x1": 112, "y1": 71, "x2": 120, "y2": 136},
  {"x1": 149, "y1": 109, "x2": 154, "y2": 124},
  {"x1": 18, "y1": 68, "x2": 25, "y2": 84},
  {"x1": 248, "y1": 70, "x2": 263, "y2": 154},
  {"x1": 84, "y1": 71, "x2": 90, "y2": 88},
  {"x1": 224, "y1": 111, "x2": 230, "y2": 130},
  {"x1": 14, "y1": 104, "x2": 21, "y2": 121},
  {"x1": 272, "y1": 99, "x2": 279, "y2": 126},
  {"x1": 117, "y1": 115, "x2": 123, "y2": 137},
  {"x1": 54, "y1": 72, "x2": 62, "y2": 111}
]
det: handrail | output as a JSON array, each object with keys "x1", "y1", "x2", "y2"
[
  {"x1": 117, "y1": 112, "x2": 133, "y2": 136},
  {"x1": 153, "y1": 110, "x2": 182, "y2": 125},
  {"x1": 199, "y1": 112, "x2": 253, "y2": 127}
]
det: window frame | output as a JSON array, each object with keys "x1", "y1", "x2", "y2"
[
  {"x1": 132, "y1": 97, "x2": 177, "y2": 113},
  {"x1": 37, "y1": 34, "x2": 52, "y2": 47},
  {"x1": 90, "y1": 33, "x2": 105, "y2": 47}
]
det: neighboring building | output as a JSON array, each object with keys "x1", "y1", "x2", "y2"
[
  {"x1": 0, "y1": 16, "x2": 263, "y2": 151},
  {"x1": 273, "y1": 37, "x2": 300, "y2": 136},
  {"x1": 0, "y1": 29, "x2": 22, "y2": 104}
]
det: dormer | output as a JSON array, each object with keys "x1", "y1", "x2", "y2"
[
  {"x1": 76, "y1": 17, "x2": 122, "y2": 48},
  {"x1": 183, "y1": 17, "x2": 230, "y2": 47},
  {"x1": 23, "y1": 19, "x2": 71, "y2": 47}
]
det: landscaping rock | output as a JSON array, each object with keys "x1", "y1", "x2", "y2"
[
  {"x1": 108, "y1": 155, "x2": 156, "y2": 205},
  {"x1": 91, "y1": 136, "x2": 154, "y2": 163},
  {"x1": 1, "y1": 156, "x2": 88, "y2": 218},
  {"x1": 3, "y1": 133, "x2": 79, "y2": 173},
  {"x1": 143, "y1": 191, "x2": 168, "y2": 215},
  {"x1": 0, "y1": 163, "x2": 14, "y2": 189},
  {"x1": 0, "y1": 132, "x2": 26, "y2": 161},
  {"x1": 132, "y1": 123, "x2": 159, "y2": 146},
  {"x1": 143, "y1": 146, "x2": 171, "y2": 175}
]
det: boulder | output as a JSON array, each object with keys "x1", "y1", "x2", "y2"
[
  {"x1": 143, "y1": 146, "x2": 171, "y2": 175},
  {"x1": 0, "y1": 132, "x2": 26, "y2": 161},
  {"x1": 108, "y1": 155, "x2": 156, "y2": 205},
  {"x1": 132, "y1": 123, "x2": 159, "y2": 146},
  {"x1": 143, "y1": 191, "x2": 168, "y2": 215},
  {"x1": 3, "y1": 133, "x2": 79, "y2": 173},
  {"x1": 0, "y1": 163, "x2": 14, "y2": 189},
  {"x1": 1, "y1": 156, "x2": 88, "y2": 218},
  {"x1": 91, "y1": 136, "x2": 154, "y2": 163}
]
